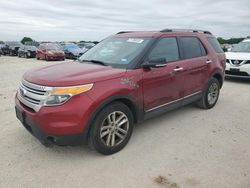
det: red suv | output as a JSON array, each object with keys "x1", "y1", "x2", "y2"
[
  {"x1": 36, "y1": 43, "x2": 65, "y2": 61},
  {"x1": 15, "y1": 29, "x2": 226, "y2": 155}
]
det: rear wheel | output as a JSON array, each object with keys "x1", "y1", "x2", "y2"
[
  {"x1": 88, "y1": 102, "x2": 134, "y2": 155},
  {"x1": 196, "y1": 78, "x2": 220, "y2": 109}
]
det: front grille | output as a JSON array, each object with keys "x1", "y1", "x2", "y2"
[
  {"x1": 21, "y1": 82, "x2": 46, "y2": 96},
  {"x1": 17, "y1": 79, "x2": 52, "y2": 112},
  {"x1": 225, "y1": 70, "x2": 249, "y2": 76},
  {"x1": 228, "y1": 59, "x2": 250, "y2": 66}
]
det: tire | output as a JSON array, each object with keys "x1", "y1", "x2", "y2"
[
  {"x1": 88, "y1": 102, "x2": 134, "y2": 155},
  {"x1": 196, "y1": 78, "x2": 220, "y2": 109},
  {"x1": 36, "y1": 55, "x2": 40, "y2": 60}
]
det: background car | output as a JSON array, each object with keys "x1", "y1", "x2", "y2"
[
  {"x1": 78, "y1": 42, "x2": 95, "y2": 53},
  {"x1": 18, "y1": 45, "x2": 38, "y2": 58},
  {"x1": 63, "y1": 43, "x2": 85, "y2": 59},
  {"x1": 2, "y1": 41, "x2": 22, "y2": 56},
  {"x1": 0, "y1": 43, "x2": 4, "y2": 56},
  {"x1": 36, "y1": 43, "x2": 65, "y2": 61},
  {"x1": 225, "y1": 39, "x2": 250, "y2": 79}
]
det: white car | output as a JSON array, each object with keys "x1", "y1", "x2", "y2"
[{"x1": 225, "y1": 39, "x2": 250, "y2": 79}]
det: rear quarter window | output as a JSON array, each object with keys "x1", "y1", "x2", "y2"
[
  {"x1": 207, "y1": 37, "x2": 224, "y2": 53},
  {"x1": 179, "y1": 37, "x2": 207, "y2": 59}
]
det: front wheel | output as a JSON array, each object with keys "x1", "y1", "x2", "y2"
[
  {"x1": 88, "y1": 102, "x2": 134, "y2": 155},
  {"x1": 196, "y1": 78, "x2": 220, "y2": 109}
]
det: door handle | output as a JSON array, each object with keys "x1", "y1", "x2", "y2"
[
  {"x1": 173, "y1": 67, "x2": 184, "y2": 72},
  {"x1": 206, "y1": 60, "x2": 213, "y2": 64}
]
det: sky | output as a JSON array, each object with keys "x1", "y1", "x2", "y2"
[{"x1": 0, "y1": 0, "x2": 249, "y2": 42}]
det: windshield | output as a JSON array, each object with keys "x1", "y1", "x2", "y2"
[
  {"x1": 26, "y1": 46, "x2": 37, "y2": 50},
  {"x1": 231, "y1": 42, "x2": 250, "y2": 53},
  {"x1": 43, "y1": 44, "x2": 61, "y2": 51},
  {"x1": 64, "y1": 44, "x2": 80, "y2": 50},
  {"x1": 79, "y1": 37, "x2": 151, "y2": 68}
]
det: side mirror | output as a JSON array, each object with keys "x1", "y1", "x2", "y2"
[{"x1": 142, "y1": 57, "x2": 167, "y2": 68}]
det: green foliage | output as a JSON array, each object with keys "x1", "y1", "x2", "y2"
[
  {"x1": 217, "y1": 37, "x2": 245, "y2": 44},
  {"x1": 21, "y1": 37, "x2": 33, "y2": 44}
]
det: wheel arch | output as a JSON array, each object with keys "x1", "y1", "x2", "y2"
[
  {"x1": 84, "y1": 94, "x2": 143, "y2": 138},
  {"x1": 212, "y1": 72, "x2": 223, "y2": 88}
]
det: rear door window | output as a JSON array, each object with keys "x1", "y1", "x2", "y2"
[
  {"x1": 179, "y1": 37, "x2": 207, "y2": 59},
  {"x1": 148, "y1": 38, "x2": 180, "y2": 62}
]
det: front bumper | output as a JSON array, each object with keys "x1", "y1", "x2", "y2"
[
  {"x1": 27, "y1": 51, "x2": 36, "y2": 58},
  {"x1": 47, "y1": 55, "x2": 65, "y2": 60},
  {"x1": 15, "y1": 93, "x2": 94, "y2": 146},
  {"x1": 15, "y1": 106, "x2": 86, "y2": 146},
  {"x1": 225, "y1": 63, "x2": 250, "y2": 79}
]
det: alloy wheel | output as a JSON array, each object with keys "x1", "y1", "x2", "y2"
[
  {"x1": 100, "y1": 111, "x2": 129, "y2": 147},
  {"x1": 207, "y1": 83, "x2": 219, "y2": 105}
]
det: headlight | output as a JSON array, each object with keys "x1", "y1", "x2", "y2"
[{"x1": 44, "y1": 83, "x2": 93, "y2": 106}]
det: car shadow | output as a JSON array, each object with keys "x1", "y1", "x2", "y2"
[{"x1": 46, "y1": 104, "x2": 200, "y2": 157}]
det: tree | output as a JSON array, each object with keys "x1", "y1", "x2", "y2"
[
  {"x1": 21, "y1": 37, "x2": 33, "y2": 44},
  {"x1": 217, "y1": 37, "x2": 244, "y2": 44}
]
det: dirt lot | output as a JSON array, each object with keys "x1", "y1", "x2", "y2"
[{"x1": 0, "y1": 56, "x2": 250, "y2": 188}]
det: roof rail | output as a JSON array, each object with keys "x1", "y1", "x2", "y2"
[
  {"x1": 116, "y1": 31, "x2": 134, "y2": 34},
  {"x1": 160, "y1": 29, "x2": 212, "y2": 35}
]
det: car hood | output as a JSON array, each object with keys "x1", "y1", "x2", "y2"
[
  {"x1": 225, "y1": 52, "x2": 250, "y2": 60},
  {"x1": 23, "y1": 61, "x2": 126, "y2": 87}
]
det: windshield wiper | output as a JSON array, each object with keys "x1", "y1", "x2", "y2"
[{"x1": 80, "y1": 59, "x2": 108, "y2": 66}]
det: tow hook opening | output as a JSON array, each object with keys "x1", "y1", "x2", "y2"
[{"x1": 46, "y1": 136, "x2": 56, "y2": 144}]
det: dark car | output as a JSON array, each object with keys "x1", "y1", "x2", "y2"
[
  {"x1": 0, "y1": 43, "x2": 4, "y2": 56},
  {"x1": 15, "y1": 29, "x2": 225, "y2": 155},
  {"x1": 18, "y1": 45, "x2": 38, "y2": 58},
  {"x1": 63, "y1": 43, "x2": 85, "y2": 59},
  {"x1": 36, "y1": 43, "x2": 65, "y2": 61},
  {"x1": 2, "y1": 41, "x2": 22, "y2": 56}
]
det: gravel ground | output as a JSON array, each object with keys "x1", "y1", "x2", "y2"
[{"x1": 0, "y1": 56, "x2": 250, "y2": 188}]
